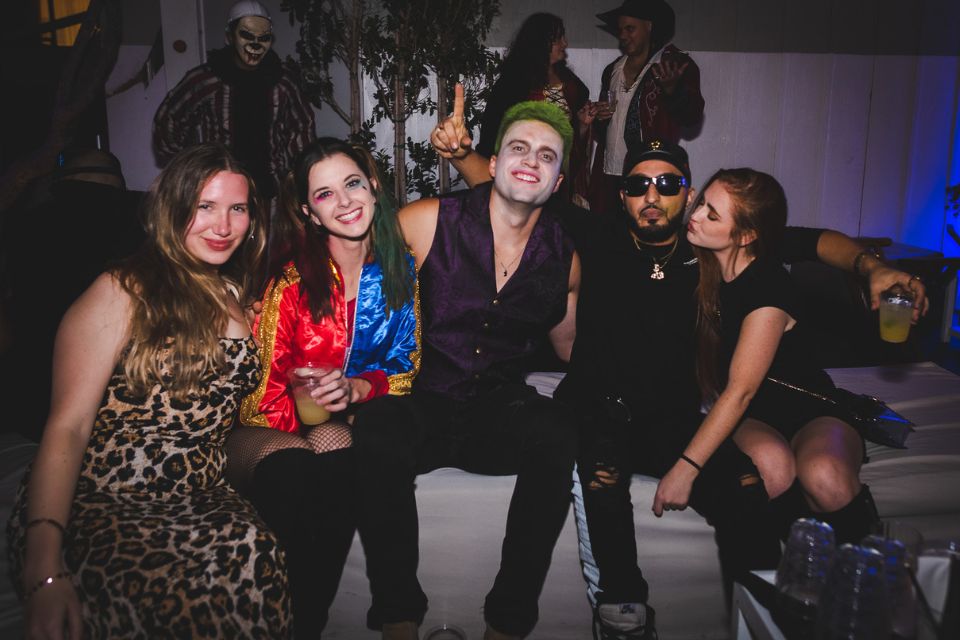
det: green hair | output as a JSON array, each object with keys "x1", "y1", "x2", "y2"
[{"x1": 493, "y1": 101, "x2": 573, "y2": 173}]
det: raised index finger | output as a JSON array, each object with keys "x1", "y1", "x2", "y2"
[{"x1": 453, "y1": 82, "x2": 465, "y2": 121}]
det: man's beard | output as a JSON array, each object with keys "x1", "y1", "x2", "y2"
[{"x1": 630, "y1": 210, "x2": 684, "y2": 244}]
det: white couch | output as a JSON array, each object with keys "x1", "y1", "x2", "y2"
[{"x1": 4, "y1": 362, "x2": 960, "y2": 639}]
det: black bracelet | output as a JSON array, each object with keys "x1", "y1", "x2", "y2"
[{"x1": 679, "y1": 454, "x2": 702, "y2": 472}]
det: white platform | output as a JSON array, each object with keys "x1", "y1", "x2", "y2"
[
  {"x1": 325, "y1": 362, "x2": 960, "y2": 639},
  {"x1": 3, "y1": 363, "x2": 959, "y2": 639}
]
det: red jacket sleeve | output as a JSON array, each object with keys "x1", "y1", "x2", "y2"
[{"x1": 239, "y1": 275, "x2": 300, "y2": 432}]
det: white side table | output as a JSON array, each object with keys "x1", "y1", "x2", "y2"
[{"x1": 730, "y1": 570, "x2": 785, "y2": 640}]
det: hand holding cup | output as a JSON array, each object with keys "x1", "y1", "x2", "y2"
[{"x1": 289, "y1": 363, "x2": 332, "y2": 425}]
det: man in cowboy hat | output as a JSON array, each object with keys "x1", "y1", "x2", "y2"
[{"x1": 585, "y1": 0, "x2": 704, "y2": 216}]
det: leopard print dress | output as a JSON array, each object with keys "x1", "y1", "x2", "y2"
[{"x1": 7, "y1": 337, "x2": 291, "y2": 639}]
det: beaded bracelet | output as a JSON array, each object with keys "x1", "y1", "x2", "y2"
[
  {"x1": 24, "y1": 518, "x2": 67, "y2": 536},
  {"x1": 24, "y1": 571, "x2": 71, "y2": 601},
  {"x1": 679, "y1": 454, "x2": 702, "y2": 473}
]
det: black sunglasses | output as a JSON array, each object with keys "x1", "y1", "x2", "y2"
[{"x1": 622, "y1": 173, "x2": 688, "y2": 197}]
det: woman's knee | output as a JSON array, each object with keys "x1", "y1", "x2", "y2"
[
  {"x1": 796, "y1": 453, "x2": 860, "y2": 509},
  {"x1": 303, "y1": 422, "x2": 353, "y2": 453}
]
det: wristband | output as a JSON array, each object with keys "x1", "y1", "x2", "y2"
[{"x1": 679, "y1": 454, "x2": 702, "y2": 473}]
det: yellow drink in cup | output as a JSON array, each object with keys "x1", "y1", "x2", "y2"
[
  {"x1": 879, "y1": 286, "x2": 914, "y2": 344},
  {"x1": 294, "y1": 391, "x2": 331, "y2": 425},
  {"x1": 290, "y1": 365, "x2": 332, "y2": 425}
]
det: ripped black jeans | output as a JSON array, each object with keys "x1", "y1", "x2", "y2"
[{"x1": 573, "y1": 408, "x2": 781, "y2": 607}]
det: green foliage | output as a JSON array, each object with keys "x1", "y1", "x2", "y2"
[{"x1": 284, "y1": 0, "x2": 502, "y2": 200}]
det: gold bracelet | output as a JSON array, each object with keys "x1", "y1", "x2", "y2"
[
  {"x1": 24, "y1": 571, "x2": 71, "y2": 601},
  {"x1": 24, "y1": 518, "x2": 67, "y2": 536}
]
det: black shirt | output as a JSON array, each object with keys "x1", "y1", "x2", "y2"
[{"x1": 561, "y1": 210, "x2": 825, "y2": 429}]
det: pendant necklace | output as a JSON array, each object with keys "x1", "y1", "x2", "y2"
[
  {"x1": 632, "y1": 233, "x2": 679, "y2": 280},
  {"x1": 494, "y1": 248, "x2": 524, "y2": 277}
]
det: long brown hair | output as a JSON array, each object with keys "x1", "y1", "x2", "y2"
[
  {"x1": 269, "y1": 137, "x2": 412, "y2": 320},
  {"x1": 693, "y1": 168, "x2": 787, "y2": 399},
  {"x1": 117, "y1": 143, "x2": 266, "y2": 400}
]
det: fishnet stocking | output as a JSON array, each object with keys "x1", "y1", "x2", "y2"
[
  {"x1": 303, "y1": 422, "x2": 353, "y2": 453},
  {"x1": 224, "y1": 422, "x2": 352, "y2": 494}
]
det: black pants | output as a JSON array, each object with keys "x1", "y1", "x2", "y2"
[
  {"x1": 574, "y1": 410, "x2": 780, "y2": 606},
  {"x1": 351, "y1": 383, "x2": 578, "y2": 637}
]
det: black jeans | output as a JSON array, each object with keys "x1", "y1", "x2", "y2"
[
  {"x1": 351, "y1": 383, "x2": 578, "y2": 637},
  {"x1": 574, "y1": 410, "x2": 780, "y2": 606}
]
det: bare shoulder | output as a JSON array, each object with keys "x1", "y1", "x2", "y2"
[
  {"x1": 61, "y1": 272, "x2": 132, "y2": 349},
  {"x1": 398, "y1": 198, "x2": 441, "y2": 266}
]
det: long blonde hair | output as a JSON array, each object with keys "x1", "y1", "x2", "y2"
[{"x1": 116, "y1": 144, "x2": 266, "y2": 400}]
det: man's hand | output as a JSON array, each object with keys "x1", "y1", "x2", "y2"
[
  {"x1": 431, "y1": 82, "x2": 472, "y2": 160},
  {"x1": 650, "y1": 59, "x2": 688, "y2": 96},
  {"x1": 864, "y1": 261, "x2": 929, "y2": 323}
]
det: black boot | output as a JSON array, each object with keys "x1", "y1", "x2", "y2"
[
  {"x1": 250, "y1": 448, "x2": 357, "y2": 639},
  {"x1": 769, "y1": 479, "x2": 811, "y2": 541},
  {"x1": 712, "y1": 475, "x2": 782, "y2": 607},
  {"x1": 812, "y1": 484, "x2": 881, "y2": 545}
]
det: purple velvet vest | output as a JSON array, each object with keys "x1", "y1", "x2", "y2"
[{"x1": 415, "y1": 182, "x2": 575, "y2": 399}]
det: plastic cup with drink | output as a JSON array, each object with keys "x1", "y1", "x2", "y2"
[
  {"x1": 289, "y1": 362, "x2": 332, "y2": 425},
  {"x1": 879, "y1": 284, "x2": 915, "y2": 343}
]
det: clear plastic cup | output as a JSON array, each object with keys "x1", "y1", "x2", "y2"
[
  {"x1": 289, "y1": 363, "x2": 331, "y2": 425},
  {"x1": 862, "y1": 534, "x2": 917, "y2": 638},
  {"x1": 879, "y1": 285, "x2": 914, "y2": 343},
  {"x1": 816, "y1": 544, "x2": 892, "y2": 639},
  {"x1": 775, "y1": 518, "x2": 836, "y2": 632}
]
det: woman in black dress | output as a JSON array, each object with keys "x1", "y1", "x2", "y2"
[{"x1": 656, "y1": 168, "x2": 878, "y2": 544}]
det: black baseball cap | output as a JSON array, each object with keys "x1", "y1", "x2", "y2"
[{"x1": 622, "y1": 139, "x2": 691, "y2": 181}]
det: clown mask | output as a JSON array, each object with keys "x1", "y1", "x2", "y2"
[{"x1": 228, "y1": 16, "x2": 273, "y2": 71}]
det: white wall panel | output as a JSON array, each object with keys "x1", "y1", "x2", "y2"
[
  {"x1": 775, "y1": 54, "x2": 831, "y2": 229},
  {"x1": 818, "y1": 55, "x2": 874, "y2": 236},
  {"x1": 859, "y1": 56, "x2": 918, "y2": 240}
]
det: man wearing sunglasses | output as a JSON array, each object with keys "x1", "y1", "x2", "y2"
[
  {"x1": 153, "y1": 0, "x2": 315, "y2": 200},
  {"x1": 433, "y1": 103, "x2": 928, "y2": 638},
  {"x1": 556, "y1": 139, "x2": 929, "y2": 639}
]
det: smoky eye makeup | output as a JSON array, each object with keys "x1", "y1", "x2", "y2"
[{"x1": 238, "y1": 30, "x2": 273, "y2": 43}]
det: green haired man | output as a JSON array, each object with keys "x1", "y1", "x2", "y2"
[{"x1": 352, "y1": 87, "x2": 581, "y2": 639}]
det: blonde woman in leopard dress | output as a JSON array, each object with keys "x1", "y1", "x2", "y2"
[{"x1": 6, "y1": 144, "x2": 289, "y2": 639}]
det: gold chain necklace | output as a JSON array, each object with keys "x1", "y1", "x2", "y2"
[{"x1": 631, "y1": 233, "x2": 679, "y2": 280}]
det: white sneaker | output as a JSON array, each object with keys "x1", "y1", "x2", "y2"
[{"x1": 594, "y1": 603, "x2": 658, "y2": 640}]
